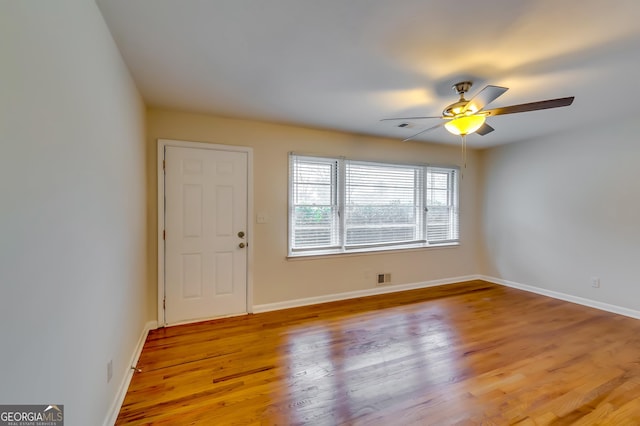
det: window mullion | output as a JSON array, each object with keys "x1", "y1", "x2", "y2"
[
  {"x1": 418, "y1": 167, "x2": 426, "y2": 242},
  {"x1": 337, "y1": 158, "x2": 346, "y2": 250}
]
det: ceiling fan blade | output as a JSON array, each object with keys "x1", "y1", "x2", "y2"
[
  {"x1": 483, "y1": 97, "x2": 575, "y2": 116},
  {"x1": 464, "y1": 85, "x2": 508, "y2": 113},
  {"x1": 380, "y1": 116, "x2": 441, "y2": 121},
  {"x1": 476, "y1": 122, "x2": 495, "y2": 136},
  {"x1": 402, "y1": 122, "x2": 445, "y2": 142}
]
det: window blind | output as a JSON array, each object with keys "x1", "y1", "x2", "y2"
[
  {"x1": 345, "y1": 161, "x2": 423, "y2": 247},
  {"x1": 426, "y1": 167, "x2": 459, "y2": 243},
  {"x1": 289, "y1": 155, "x2": 339, "y2": 251}
]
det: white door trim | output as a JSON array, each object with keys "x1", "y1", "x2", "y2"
[{"x1": 157, "y1": 138, "x2": 254, "y2": 326}]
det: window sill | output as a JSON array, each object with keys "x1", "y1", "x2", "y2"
[{"x1": 287, "y1": 242, "x2": 460, "y2": 260}]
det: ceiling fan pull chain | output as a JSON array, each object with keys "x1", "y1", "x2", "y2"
[
  {"x1": 460, "y1": 134, "x2": 467, "y2": 180},
  {"x1": 464, "y1": 135, "x2": 467, "y2": 169},
  {"x1": 463, "y1": 134, "x2": 467, "y2": 167}
]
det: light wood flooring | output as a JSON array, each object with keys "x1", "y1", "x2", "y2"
[{"x1": 116, "y1": 280, "x2": 640, "y2": 425}]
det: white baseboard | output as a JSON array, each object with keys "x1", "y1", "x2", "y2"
[
  {"x1": 254, "y1": 274, "x2": 640, "y2": 320},
  {"x1": 252, "y1": 275, "x2": 479, "y2": 313},
  {"x1": 104, "y1": 320, "x2": 157, "y2": 426},
  {"x1": 479, "y1": 275, "x2": 640, "y2": 320}
]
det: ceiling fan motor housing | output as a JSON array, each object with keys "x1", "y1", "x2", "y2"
[{"x1": 453, "y1": 81, "x2": 473, "y2": 96}]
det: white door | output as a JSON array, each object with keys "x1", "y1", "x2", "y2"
[{"x1": 164, "y1": 146, "x2": 248, "y2": 325}]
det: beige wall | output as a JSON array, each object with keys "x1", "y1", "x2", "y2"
[
  {"x1": 1, "y1": 2, "x2": 147, "y2": 424},
  {"x1": 147, "y1": 109, "x2": 482, "y2": 312},
  {"x1": 480, "y1": 115, "x2": 640, "y2": 310}
]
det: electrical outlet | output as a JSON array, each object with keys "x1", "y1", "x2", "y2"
[
  {"x1": 591, "y1": 277, "x2": 600, "y2": 288},
  {"x1": 107, "y1": 360, "x2": 113, "y2": 383}
]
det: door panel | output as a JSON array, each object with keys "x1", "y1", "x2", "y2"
[{"x1": 164, "y1": 146, "x2": 248, "y2": 325}]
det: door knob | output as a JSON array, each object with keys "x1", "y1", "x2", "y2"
[
  {"x1": 238, "y1": 242, "x2": 246, "y2": 248},
  {"x1": 237, "y1": 231, "x2": 245, "y2": 238}
]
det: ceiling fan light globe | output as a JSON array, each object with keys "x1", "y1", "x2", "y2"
[{"x1": 444, "y1": 115, "x2": 486, "y2": 136}]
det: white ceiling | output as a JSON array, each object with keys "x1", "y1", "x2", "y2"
[{"x1": 97, "y1": 0, "x2": 640, "y2": 148}]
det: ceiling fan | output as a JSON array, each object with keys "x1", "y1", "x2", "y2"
[{"x1": 381, "y1": 81, "x2": 574, "y2": 142}]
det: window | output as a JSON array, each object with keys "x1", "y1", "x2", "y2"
[
  {"x1": 344, "y1": 161, "x2": 422, "y2": 248},
  {"x1": 426, "y1": 167, "x2": 459, "y2": 243},
  {"x1": 289, "y1": 154, "x2": 459, "y2": 256},
  {"x1": 289, "y1": 156, "x2": 339, "y2": 249}
]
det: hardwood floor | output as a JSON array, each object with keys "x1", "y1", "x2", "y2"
[{"x1": 116, "y1": 281, "x2": 640, "y2": 425}]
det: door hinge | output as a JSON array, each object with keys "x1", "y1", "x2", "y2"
[
  {"x1": 163, "y1": 160, "x2": 166, "y2": 171},
  {"x1": 163, "y1": 298, "x2": 166, "y2": 310},
  {"x1": 163, "y1": 230, "x2": 166, "y2": 240}
]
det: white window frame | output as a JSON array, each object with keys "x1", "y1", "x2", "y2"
[{"x1": 288, "y1": 153, "x2": 459, "y2": 257}]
